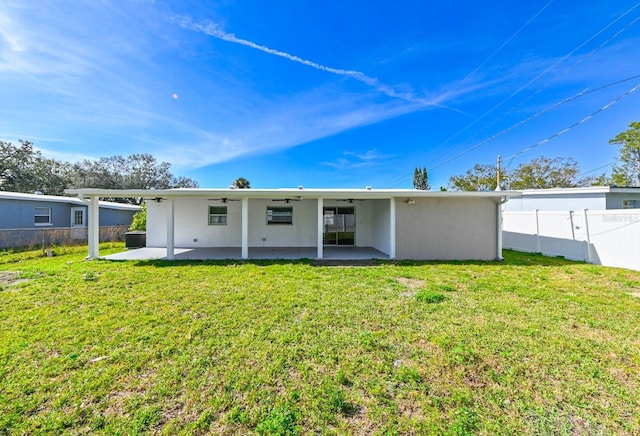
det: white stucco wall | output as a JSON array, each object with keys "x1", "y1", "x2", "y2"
[
  {"x1": 246, "y1": 198, "x2": 317, "y2": 247},
  {"x1": 395, "y1": 197, "x2": 498, "y2": 260},
  {"x1": 146, "y1": 200, "x2": 166, "y2": 247},
  {"x1": 370, "y1": 200, "x2": 391, "y2": 255},
  {"x1": 146, "y1": 198, "x2": 243, "y2": 247},
  {"x1": 147, "y1": 196, "x2": 498, "y2": 259},
  {"x1": 148, "y1": 197, "x2": 385, "y2": 249}
]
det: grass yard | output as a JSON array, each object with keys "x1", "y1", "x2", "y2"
[{"x1": 1, "y1": 245, "x2": 639, "y2": 435}]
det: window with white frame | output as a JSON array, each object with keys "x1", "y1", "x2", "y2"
[
  {"x1": 34, "y1": 207, "x2": 52, "y2": 225},
  {"x1": 208, "y1": 206, "x2": 227, "y2": 225},
  {"x1": 73, "y1": 209, "x2": 84, "y2": 226},
  {"x1": 267, "y1": 206, "x2": 293, "y2": 225}
]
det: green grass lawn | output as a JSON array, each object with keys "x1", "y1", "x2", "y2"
[{"x1": 1, "y1": 245, "x2": 639, "y2": 435}]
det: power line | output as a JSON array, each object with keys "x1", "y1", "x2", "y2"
[
  {"x1": 423, "y1": 1, "x2": 557, "y2": 161},
  {"x1": 384, "y1": 80, "x2": 640, "y2": 188},
  {"x1": 577, "y1": 162, "x2": 614, "y2": 177},
  {"x1": 504, "y1": 83, "x2": 640, "y2": 165},
  {"x1": 463, "y1": 0, "x2": 556, "y2": 82},
  {"x1": 425, "y1": 1, "x2": 640, "y2": 167},
  {"x1": 429, "y1": 74, "x2": 640, "y2": 171},
  {"x1": 451, "y1": 11, "x2": 640, "y2": 153}
]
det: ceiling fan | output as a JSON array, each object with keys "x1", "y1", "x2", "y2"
[
  {"x1": 208, "y1": 198, "x2": 239, "y2": 203},
  {"x1": 272, "y1": 197, "x2": 302, "y2": 203},
  {"x1": 337, "y1": 199, "x2": 365, "y2": 203}
]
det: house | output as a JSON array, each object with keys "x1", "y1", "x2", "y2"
[
  {"x1": 65, "y1": 187, "x2": 516, "y2": 261},
  {"x1": 503, "y1": 186, "x2": 640, "y2": 211},
  {"x1": 0, "y1": 191, "x2": 139, "y2": 248}
]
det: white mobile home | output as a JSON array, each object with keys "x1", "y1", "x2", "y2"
[
  {"x1": 503, "y1": 186, "x2": 640, "y2": 211},
  {"x1": 65, "y1": 187, "x2": 516, "y2": 261}
]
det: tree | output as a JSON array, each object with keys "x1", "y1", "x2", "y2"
[
  {"x1": 413, "y1": 167, "x2": 430, "y2": 190},
  {"x1": 67, "y1": 154, "x2": 199, "y2": 203},
  {"x1": 448, "y1": 156, "x2": 596, "y2": 191},
  {"x1": 232, "y1": 177, "x2": 251, "y2": 189},
  {"x1": 509, "y1": 156, "x2": 588, "y2": 189},
  {"x1": 610, "y1": 121, "x2": 640, "y2": 186},
  {"x1": 448, "y1": 164, "x2": 501, "y2": 191},
  {"x1": 1, "y1": 140, "x2": 200, "y2": 200},
  {"x1": 0, "y1": 140, "x2": 68, "y2": 195}
]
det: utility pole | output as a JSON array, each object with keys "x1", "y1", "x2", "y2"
[{"x1": 496, "y1": 155, "x2": 502, "y2": 191}]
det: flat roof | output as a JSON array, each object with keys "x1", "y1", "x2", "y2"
[
  {"x1": 0, "y1": 191, "x2": 140, "y2": 211},
  {"x1": 516, "y1": 186, "x2": 640, "y2": 196},
  {"x1": 65, "y1": 187, "x2": 519, "y2": 201}
]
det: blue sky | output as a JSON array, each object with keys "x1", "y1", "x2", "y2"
[{"x1": 1, "y1": 1, "x2": 639, "y2": 189}]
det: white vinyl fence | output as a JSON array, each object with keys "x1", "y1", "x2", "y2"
[{"x1": 503, "y1": 209, "x2": 640, "y2": 271}]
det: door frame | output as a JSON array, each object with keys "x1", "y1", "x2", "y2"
[{"x1": 322, "y1": 206, "x2": 356, "y2": 246}]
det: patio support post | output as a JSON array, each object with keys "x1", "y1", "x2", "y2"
[
  {"x1": 166, "y1": 197, "x2": 175, "y2": 260},
  {"x1": 88, "y1": 196, "x2": 100, "y2": 259},
  {"x1": 317, "y1": 197, "x2": 323, "y2": 259},
  {"x1": 389, "y1": 197, "x2": 396, "y2": 259},
  {"x1": 241, "y1": 197, "x2": 249, "y2": 259}
]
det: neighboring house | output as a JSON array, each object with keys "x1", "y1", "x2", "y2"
[
  {"x1": 0, "y1": 191, "x2": 139, "y2": 248},
  {"x1": 504, "y1": 186, "x2": 640, "y2": 211},
  {"x1": 502, "y1": 187, "x2": 640, "y2": 270},
  {"x1": 65, "y1": 187, "x2": 516, "y2": 260}
]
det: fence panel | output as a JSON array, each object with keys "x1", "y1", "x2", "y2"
[
  {"x1": 583, "y1": 210, "x2": 640, "y2": 271},
  {"x1": 0, "y1": 226, "x2": 128, "y2": 249},
  {"x1": 503, "y1": 209, "x2": 640, "y2": 271}
]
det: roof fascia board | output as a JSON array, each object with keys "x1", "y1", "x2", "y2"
[{"x1": 65, "y1": 188, "x2": 519, "y2": 200}]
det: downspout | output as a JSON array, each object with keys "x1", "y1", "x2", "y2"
[{"x1": 496, "y1": 196, "x2": 509, "y2": 261}]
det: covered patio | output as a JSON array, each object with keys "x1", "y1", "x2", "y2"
[
  {"x1": 65, "y1": 187, "x2": 513, "y2": 261},
  {"x1": 103, "y1": 246, "x2": 389, "y2": 261}
]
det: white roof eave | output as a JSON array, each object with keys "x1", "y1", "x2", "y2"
[{"x1": 64, "y1": 187, "x2": 520, "y2": 201}]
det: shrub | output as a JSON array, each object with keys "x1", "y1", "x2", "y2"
[{"x1": 129, "y1": 202, "x2": 147, "y2": 231}]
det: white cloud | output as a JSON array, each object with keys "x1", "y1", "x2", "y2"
[{"x1": 322, "y1": 148, "x2": 395, "y2": 170}]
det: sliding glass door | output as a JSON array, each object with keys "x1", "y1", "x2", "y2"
[{"x1": 323, "y1": 207, "x2": 355, "y2": 246}]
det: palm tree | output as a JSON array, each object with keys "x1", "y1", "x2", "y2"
[{"x1": 232, "y1": 177, "x2": 251, "y2": 189}]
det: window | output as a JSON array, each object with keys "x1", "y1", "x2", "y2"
[
  {"x1": 623, "y1": 199, "x2": 639, "y2": 209},
  {"x1": 208, "y1": 206, "x2": 227, "y2": 225},
  {"x1": 34, "y1": 207, "x2": 51, "y2": 225},
  {"x1": 267, "y1": 207, "x2": 293, "y2": 225},
  {"x1": 73, "y1": 209, "x2": 84, "y2": 226}
]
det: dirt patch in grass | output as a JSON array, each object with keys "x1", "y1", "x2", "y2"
[
  {"x1": 0, "y1": 271, "x2": 28, "y2": 287},
  {"x1": 396, "y1": 277, "x2": 426, "y2": 288},
  {"x1": 630, "y1": 292, "x2": 640, "y2": 298},
  {"x1": 396, "y1": 277, "x2": 427, "y2": 298}
]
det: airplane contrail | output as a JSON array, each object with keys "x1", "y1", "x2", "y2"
[{"x1": 173, "y1": 15, "x2": 464, "y2": 114}]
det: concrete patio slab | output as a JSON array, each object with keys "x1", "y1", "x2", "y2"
[{"x1": 103, "y1": 246, "x2": 388, "y2": 261}]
